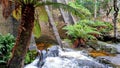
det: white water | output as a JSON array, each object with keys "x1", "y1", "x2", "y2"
[
  {"x1": 25, "y1": 46, "x2": 108, "y2": 68},
  {"x1": 42, "y1": 50, "x2": 104, "y2": 68}
]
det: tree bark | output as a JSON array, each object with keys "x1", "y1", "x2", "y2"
[
  {"x1": 7, "y1": 4, "x2": 35, "y2": 68},
  {"x1": 73, "y1": 38, "x2": 85, "y2": 48},
  {"x1": 113, "y1": 0, "x2": 119, "y2": 42}
]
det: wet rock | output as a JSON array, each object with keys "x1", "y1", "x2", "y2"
[
  {"x1": 47, "y1": 46, "x2": 59, "y2": 57},
  {"x1": 97, "y1": 44, "x2": 120, "y2": 66},
  {"x1": 97, "y1": 41, "x2": 117, "y2": 54},
  {"x1": 115, "y1": 44, "x2": 120, "y2": 53},
  {"x1": 97, "y1": 55, "x2": 120, "y2": 66},
  {"x1": 37, "y1": 50, "x2": 47, "y2": 68}
]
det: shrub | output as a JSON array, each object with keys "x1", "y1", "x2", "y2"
[
  {"x1": 0, "y1": 33, "x2": 37, "y2": 64},
  {"x1": 0, "y1": 33, "x2": 15, "y2": 63},
  {"x1": 77, "y1": 20, "x2": 113, "y2": 35},
  {"x1": 63, "y1": 24, "x2": 100, "y2": 41},
  {"x1": 63, "y1": 20, "x2": 113, "y2": 48},
  {"x1": 25, "y1": 50, "x2": 37, "y2": 64}
]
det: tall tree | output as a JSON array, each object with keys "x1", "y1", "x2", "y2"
[
  {"x1": 0, "y1": 0, "x2": 81, "y2": 68},
  {"x1": 113, "y1": 0, "x2": 119, "y2": 41},
  {"x1": 94, "y1": 0, "x2": 97, "y2": 20},
  {"x1": 56, "y1": 0, "x2": 76, "y2": 25},
  {"x1": 44, "y1": 1, "x2": 63, "y2": 50}
]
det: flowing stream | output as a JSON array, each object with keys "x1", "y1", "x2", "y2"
[{"x1": 25, "y1": 45, "x2": 116, "y2": 68}]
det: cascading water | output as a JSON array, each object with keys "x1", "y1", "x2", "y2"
[{"x1": 25, "y1": 46, "x2": 114, "y2": 68}]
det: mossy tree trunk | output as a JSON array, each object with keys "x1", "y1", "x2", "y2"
[{"x1": 7, "y1": 4, "x2": 35, "y2": 68}]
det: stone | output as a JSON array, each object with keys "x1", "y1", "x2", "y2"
[{"x1": 47, "y1": 46, "x2": 59, "y2": 57}]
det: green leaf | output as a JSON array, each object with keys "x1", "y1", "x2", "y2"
[
  {"x1": 33, "y1": 20, "x2": 41, "y2": 38},
  {"x1": 0, "y1": 34, "x2": 15, "y2": 63},
  {"x1": 68, "y1": 2, "x2": 91, "y2": 19},
  {"x1": 63, "y1": 23, "x2": 100, "y2": 41}
]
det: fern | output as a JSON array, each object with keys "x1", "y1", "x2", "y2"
[
  {"x1": 0, "y1": 34, "x2": 15, "y2": 63},
  {"x1": 35, "y1": 1, "x2": 83, "y2": 18},
  {"x1": 77, "y1": 20, "x2": 113, "y2": 34},
  {"x1": 63, "y1": 19, "x2": 113, "y2": 41},
  {"x1": 77, "y1": 20, "x2": 106, "y2": 27},
  {"x1": 68, "y1": 2, "x2": 91, "y2": 19},
  {"x1": 63, "y1": 24, "x2": 100, "y2": 41},
  {"x1": 11, "y1": 0, "x2": 84, "y2": 38}
]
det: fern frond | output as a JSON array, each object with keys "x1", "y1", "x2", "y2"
[
  {"x1": 68, "y1": 2, "x2": 91, "y2": 19},
  {"x1": 35, "y1": 1, "x2": 83, "y2": 18},
  {"x1": 63, "y1": 24, "x2": 100, "y2": 40}
]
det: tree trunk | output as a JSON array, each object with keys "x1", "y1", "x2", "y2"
[
  {"x1": 44, "y1": 4, "x2": 63, "y2": 49},
  {"x1": 7, "y1": 4, "x2": 35, "y2": 68},
  {"x1": 73, "y1": 38, "x2": 85, "y2": 48},
  {"x1": 64, "y1": 0, "x2": 76, "y2": 23},
  {"x1": 56, "y1": 0, "x2": 75, "y2": 25},
  {"x1": 113, "y1": 0, "x2": 119, "y2": 42},
  {"x1": 94, "y1": 0, "x2": 97, "y2": 20}
]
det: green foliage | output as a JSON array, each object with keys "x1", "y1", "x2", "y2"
[
  {"x1": 68, "y1": 1, "x2": 91, "y2": 19},
  {"x1": 0, "y1": 33, "x2": 37, "y2": 64},
  {"x1": 75, "y1": 0, "x2": 95, "y2": 15},
  {"x1": 77, "y1": 20, "x2": 113, "y2": 35},
  {"x1": 100, "y1": 22, "x2": 113, "y2": 35},
  {"x1": 22, "y1": 0, "x2": 39, "y2": 5},
  {"x1": 25, "y1": 50, "x2": 37, "y2": 64},
  {"x1": 35, "y1": 1, "x2": 82, "y2": 18},
  {"x1": 77, "y1": 20, "x2": 106, "y2": 27},
  {"x1": 12, "y1": 1, "x2": 83, "y2": 39},
  {"x1": 13, "y1": 0, "x2": 83, "y2": 21},
  {"x1": 76, "y1": 0, "x2": 107, "y2": 16},
  {"x1": 63, "y1": 24, "x2": 100, "y2": 41},
  {"x1": 0, "y1": 33, "x2": 15, "y2": 63},
  {"x1": 63, "y1": 19, "x2": 113, "y2": 42},
  {"x1": 99, "y1": 0, "x2": 112, "y2": 11}
]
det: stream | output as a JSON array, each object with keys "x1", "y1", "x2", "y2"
[{"x1": 24, "y1": 44, "x2": 119, "y2": 68}]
